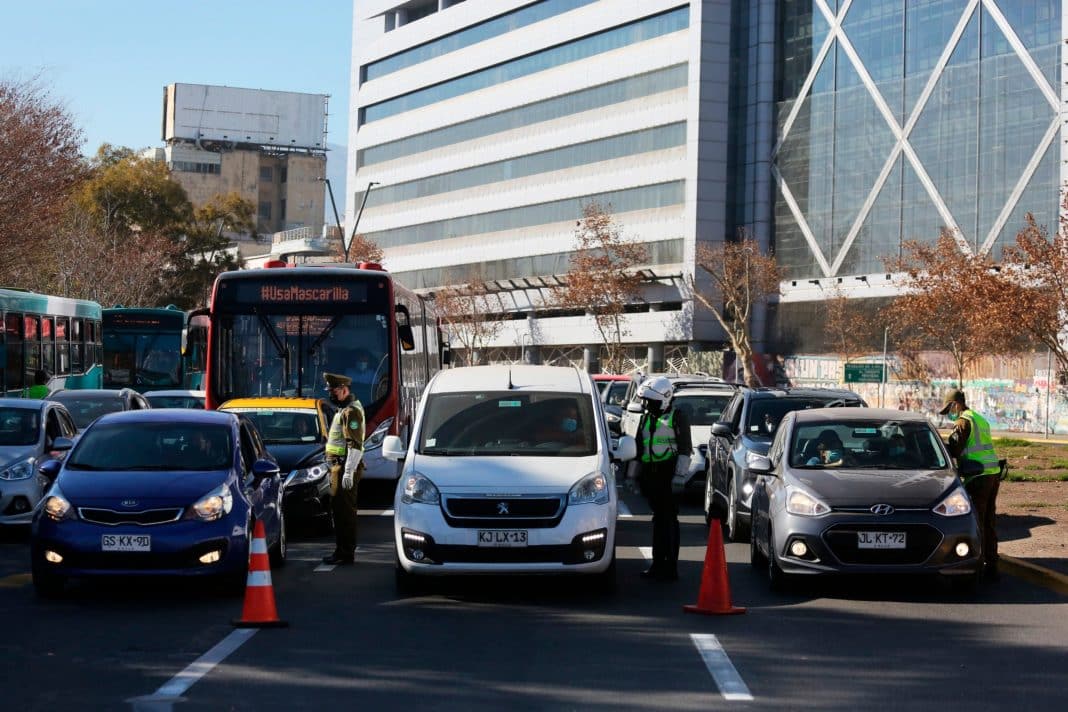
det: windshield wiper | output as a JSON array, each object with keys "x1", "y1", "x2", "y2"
[
  {"x1": 307, "y1": 314, "x2": 343, "y2": 356},
  {"x1": 253, "y1": 307, "x2": 291, "y2": 379}
]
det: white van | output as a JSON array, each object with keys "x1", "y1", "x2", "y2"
[{"x1": 383, "y1": 365, "x2": 637, "y2": 591}]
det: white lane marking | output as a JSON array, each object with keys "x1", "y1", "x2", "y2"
[
  {"x1": 314, "y1": 564, "x2": 334, "y2": 572},
  {"x1": 132, "y1": 629, "x2": 258, "y2": 706},
  {"x1": 691, "y1": 634, "x2": 753, "y2": 701},
  {"x1": 380, "y1": 509, "x2": 394, "y2": 516},
  {"x1": 639, "y1": 546, "x2": 652, "y2": 562},
  {"x1": 617, "y1": 501, "x2": 633, "y2": 518},
  {"x1": 357, "y1": 509, "x2": 394, "y2": 516}
]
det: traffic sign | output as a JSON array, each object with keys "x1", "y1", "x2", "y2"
[{"x1": 844, "y1": 363, "x2": 885, "y2": 383}]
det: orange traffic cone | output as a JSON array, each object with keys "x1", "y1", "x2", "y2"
[
  {"x1": 233, "y1": 520, "x2": 288, "y2": 628},
  {"x1": 683, "y1": 522, "x2": 746, "y2": 616}
]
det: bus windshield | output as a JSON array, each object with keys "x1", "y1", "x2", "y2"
[
  {"x1": 215, "y1": 311, "x2": 390, "y2": 408},
  {"x1": 104, "y1": 331, "x2": 183, "y2": 388}
]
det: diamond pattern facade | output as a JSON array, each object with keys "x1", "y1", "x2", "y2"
[{"x1": 772, "y1": 0, "x2": 1062, "y2": 280}]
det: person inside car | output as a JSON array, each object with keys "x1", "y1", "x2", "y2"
[{"x1": 805, "y1": 429, "x2": 851, "y2": 467}]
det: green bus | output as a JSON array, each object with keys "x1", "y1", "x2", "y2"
[
  {"x1": 0, "y1": 288, "x2": 103, "y2": 396},
  {"x1": 103, "y1": 306, "x2": 206, "y2": 392}
]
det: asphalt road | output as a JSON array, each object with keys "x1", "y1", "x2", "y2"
[{"x1": 2, "y1": 481, "x2": 1065, "y2": 711}]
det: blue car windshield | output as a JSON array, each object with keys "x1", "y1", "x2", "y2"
[
  {"x1": 0, "y1": 408, "x2": 40, "y2": 446},
  {"x1": 68, "y1": 422, "x2": 234, "y2": 471}
]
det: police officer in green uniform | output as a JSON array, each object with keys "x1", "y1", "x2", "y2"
[
  {"x1": 23, "y1": 370, "x2": 51, "y2": 399},
  {"x1": 634, "y1": 376, "x2": 691, "y2": 581},
  {"x1": 322, "y1": 373, "x2": 366, "y2": 565},
  {"x1": 941, "y1": 388, "x2": 1002, "y2": 581}
]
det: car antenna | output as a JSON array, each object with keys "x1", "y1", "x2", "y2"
[{"x1": 508, "y1": 369, "x2": 515, "y2": 390}]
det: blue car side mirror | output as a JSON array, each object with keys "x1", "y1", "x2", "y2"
[
  {"x1": 252, "y1": 459, "x2": 280, "y2": 478},
  {"x1": 39, "y1": 459, "x2": 62, "y2": 481}
]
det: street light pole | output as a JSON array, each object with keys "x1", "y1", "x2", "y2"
[
  {"x1": 1045, "y1": 346, "x2": 1053, "y2": 439},
  {"x1": 346, "y1": 181, "x2": 379, "y2": 262},
  {"x1": 880, "y1": 326, "x2": 888, "y2": 408}
]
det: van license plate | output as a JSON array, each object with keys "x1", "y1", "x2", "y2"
[
  {"x1": 478, "y1": 530, "x2": 527, "y2": 547},
  {"x1": 102, "y1": 534, "x2": 151, "y2": 552},
  {"x1": 857, "y1": 531, "x2": 905, "y2": 549}
]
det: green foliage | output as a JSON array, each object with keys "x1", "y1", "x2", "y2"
[
  {"x1": 74, "y1": 147, "x2": 191, "y2": 235},
  {"x1": 993, "y1": 437, "x2": 1032, "y2": 448}
]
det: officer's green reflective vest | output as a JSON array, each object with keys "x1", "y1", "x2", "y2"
[
  {"x1": 326, "y1": 401, "x2": 365, "y2": 457},
  {"x1": 640, "y1": 411, "x2": 678, "y2": 463},
  {"x1": 960, "y1": 409, "x2": 1000, "y2": 478}
]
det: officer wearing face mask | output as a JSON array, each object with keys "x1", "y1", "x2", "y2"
[
  {"x1": 634, "y1": 376, "x2": 691, "y2": 581},
  {"x1": 941, "y1": 388, "x2": 1002, "y2": 581}
]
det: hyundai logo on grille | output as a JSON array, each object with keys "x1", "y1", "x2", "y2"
[
  {"x1": 121, "y1": 499, "x2": 139, "y2": 508},
  {"x1": 497, "y1": 502, "x2": 510, "y2": 515},
  {"x1": 870, "y1": 503, "x2": 894, "y2": 516}
]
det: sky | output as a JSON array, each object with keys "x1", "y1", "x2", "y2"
[{"x1": 0, "y1": 1, "x2": 353, "y2": 159}]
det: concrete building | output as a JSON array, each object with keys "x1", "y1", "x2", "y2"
[
  {"x1": 345, "y1": 0, "x2": 1064, "y2": 370},
  {"x1": 151, "y1": 83, "x2": 332, "y2": 237}
]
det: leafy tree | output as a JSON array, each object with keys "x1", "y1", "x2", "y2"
[
  {"x1": 691, "y1": 236, "x2": 782, "y2": 387},
  {"x1": 434, "y1": 266, "x2": 502, "y2": 366},
  {"x1": 0, "y1": 77, "x2": 85, "y2": 283},
  {"x1": 882, "y1": 231, "x2": 1028, "y2": 387},
  {"x1": 166, "y1": 192, "x2": 255, "y2": 308},
  {"x1": 555, "y1": 203, "x2": 647, "y2": 373}
]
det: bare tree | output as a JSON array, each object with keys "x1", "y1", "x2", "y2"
[
  {"x1": 434, "y1": 267, "x2": 503, "y2": 366},
  {"x1": 882, "y1": 231, "x2": 1028, "y2": 387},
  {"x1": 342, "y1": 232, "x2": 384, "y2": 264},
  {"x1": 0, "y1": 76, "x2": 85, "y2": 283},
  {"x1": 691, "y1": 236, "x2": 782, "y2": 387},
  {"x1": 555, "y1": 203, "x2": 647, "y2": 373},
  {"x1": 822, "y1": 287, "x2": 883, "y2": 366}
]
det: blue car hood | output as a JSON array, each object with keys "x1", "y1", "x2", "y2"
[
  {"x1": 57, "y1": 469, "x2": 232, "y2": 507},
  {"x1": 265, "y1": 443, "x2": 323, "y2": 472}
]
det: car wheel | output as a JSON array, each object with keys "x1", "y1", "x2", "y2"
[
  {"x1": 269, "y1": 500, "x2": 287, "y2": 568},
  {"x1": 32, "y1": 565, "x2": 65, "y2": 599},
  {"x1": 726, "y1": 477, "x2": 750, "y2": 543},
  {"x1": 750, "y1": 523, "x2": 767, "y2": 569},
  {"x1": 767, "y1": 525, "x2": 786, "y2": 591}
]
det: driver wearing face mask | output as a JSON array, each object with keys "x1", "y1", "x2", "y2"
[{"x1": 350, "y1": 349, "x2": 376, "y2": 385}]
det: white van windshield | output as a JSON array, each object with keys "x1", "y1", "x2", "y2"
[{"x1": 418, "y1": 391, "x2": 596, "y2": 457}]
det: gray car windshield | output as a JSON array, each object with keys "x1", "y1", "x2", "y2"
[
  {"x1": 67, "y1": 422, "x2": 234, "y2": 471},
  {"x1": 790, "y1": 421, "x2": 949, "y2": 470},
  {"x1": 52, "y1": 396, "x2": 124, "y2": 430},
  {"x1": 0, "y1": 408, "x2": 40, "y2": 446},
  {"x1": 418, "y1": 391, "x2": 596, "y2": 456}
]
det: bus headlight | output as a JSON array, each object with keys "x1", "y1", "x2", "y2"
[{"x1": 365, "y1": 418, "x2": 393, "y2": 450}]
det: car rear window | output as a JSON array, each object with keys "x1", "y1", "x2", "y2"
[
  {"x1": 747, "y1": 397, "x2": 858, "y2": 436},
  {"x1": 418, "y1": 391, "x2": 596, "y2": 457},
  {"x1": 146, "y1": 395, "x2": 205, "y2": 409},
  {"x1": 67, "y1": 422, "x2": 234, "y2": 471},
  {"x1": 52, "y1": 396, "x2": 124, "y2": 430}
]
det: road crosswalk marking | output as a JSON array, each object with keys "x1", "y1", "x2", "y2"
[{"x1": 691, "y1": 633, "x2": 753, "y2": 701}]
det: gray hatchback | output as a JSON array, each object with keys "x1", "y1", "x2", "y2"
[
  {"x1": 748, "y1": 408, "x2": 983, "y2": 591},
  {"x1": 0, "y1": 399, "x2": 79, "y2": 525}
]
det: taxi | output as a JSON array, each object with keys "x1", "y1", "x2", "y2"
[{"x1": 218, "y1": 397, "x2": 336, "y2": 529}]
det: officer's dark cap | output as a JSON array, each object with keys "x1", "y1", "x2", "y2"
[{"x1": 324, "y1": 373, "x2": 352, "y2": 390}]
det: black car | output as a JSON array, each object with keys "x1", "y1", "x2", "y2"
[
  {"x1": 705, "y1": 386, "x2": 866, "y2": 540},
  {"x1": 748, "y1": 408, "x2": 982, "y2": 591},
  {"x1": 46, "y1": 388, "x2": 151, "y2": 432}
]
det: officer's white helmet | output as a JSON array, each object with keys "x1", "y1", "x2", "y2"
[{"x1": 637, "y1": 376, "x2": 673, "y2": 406}]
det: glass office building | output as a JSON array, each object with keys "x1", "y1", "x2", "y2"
[
  {"x1": 771, "y1": 0, "x2": 1063, "y2": 285},
  {"x1": 348, "y1": 1, "x2": 1067, "y2": 360}
]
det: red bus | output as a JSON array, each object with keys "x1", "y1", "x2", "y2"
[{"x1": 202, "y1": 263, "x2": 445, "y2": 480}]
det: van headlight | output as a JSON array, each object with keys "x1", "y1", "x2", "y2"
[
  {"x1": 401, "y1": 472, "x2": 440, "y2": 505},
  {"x1": 192, "y1": 484, "x2": 233, "y2": 521},
  {"x1": 366, "y1": 418, "x2": 393, "y2": 450},
  {"x1": 569, "y1": 472, "x2": 609, "y2": 505},
  {"x1": 0, "y1": 459, "x2": 35, "y2": 480},
  {"x1": 288, "y1": 462, "x2": 328, "y2": 486},
  {"x1": 933, "y1": 486, "x2": 971, "y2": 517}
]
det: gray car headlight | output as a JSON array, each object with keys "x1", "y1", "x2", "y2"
[
  {"x1": 569, "y1": 472, "x2": 610, "y2": 505},
  {"x1": 288, "y1": 463, "x2": 328, "y2": 487},
  {"x1": 933, "y1": 485, "x2": 972, "y2": 517},
  {"x1": 786, "y1": 487, "x2": 831, "y2": 517},
  {"x1": 0, "y1": 458, "x2": 35, "y2": 480},
  {"x1": 401, "y1": 472, "x2": 440, "y2": 505}
]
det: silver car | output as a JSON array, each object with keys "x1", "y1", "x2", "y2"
[
  {"x1": 0, "y1": 399, "x2": 79, "y2": 525},
  {"x1": 749, "y1": 408, "x2": 983, "y2": 591}
]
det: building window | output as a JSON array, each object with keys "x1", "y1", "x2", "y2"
[
  {"x1": 258, "y1": 201, "x2": 272, "y2": 220},
  {"x1": 279, "y1": 167, "x2": 287, "y2": 183},
  {"x1": 358, "y1": 64, "x2": 687, "y2": 167},
  {"x1": 280, "y1": 199, "x2": 286, "y2": 223},
  {"x1": 362, "y1": 7, "x2": 690, "y2": 124},
  {"x1": 365, "y1": 0, "x2": 598, "y2": 81},
  {"x1": 260, "y1": 166, "x2": 274, "y2": 182},
  {"x1": 171, "y1": 161, "x2": 219, "y2": 174}
]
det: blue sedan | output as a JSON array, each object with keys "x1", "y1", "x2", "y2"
[{"x1": 30, "y1": 409, "x2": 286, "y2": 597}]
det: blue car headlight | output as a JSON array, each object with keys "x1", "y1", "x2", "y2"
[
  {"x1": 287, "y1": 462, "x2": 328, "y2": 487},
  {"x1": 192, "y1": 484, "x2": 234, "y2": 522},
  {"x1": 42, "y1": 485, "x2": 75, "y2": 522},
  {"x1": 0, "y1": 459, "x2": 35, "y2": 480}
]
